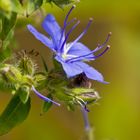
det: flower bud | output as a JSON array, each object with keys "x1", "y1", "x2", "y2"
[
  {"x1": 77, "y1": 91, "x2": 100, "y2": 104},
  {"x1": 0, "y1": 64, "x2": 22, "y2": 84},
  {"x1": 17, "y1": 51, "x2": 37, "y2": 76},
  {"x1": 71, "y1": 87, "x2": 100, "y2": 104}
]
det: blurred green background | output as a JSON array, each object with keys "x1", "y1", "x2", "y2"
[{"x1": 0, "y1": 0, "x2": 140, "y2": 140}]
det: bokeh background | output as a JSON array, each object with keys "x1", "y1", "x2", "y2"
[{"x1": 0, "y1": 0, "x2": 140, "y2": 140}]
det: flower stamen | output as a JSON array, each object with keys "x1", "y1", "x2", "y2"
[
  {"x1": 91, "y1": 45, "x2": 110, "y2": 59},
  {"x1": 64, "y1": 5, "x2": 76, "y2": 26},
  {"x1": 67, "y1": 45, "x2": 110, "y2": 63},
  {"x1": 94, "y1": 32, "x2": 112, "y2": 53},
  {"x1": 66, "y1": 18, "x2": 77, "y2": 26},
  {"x1": 68, "y1": 18, "x2": 93, "y2": 49},
  {"x1": 60, "y1": 20, "x2": 80, "y2": 52},
  {"x1": 59, "y1": 5, "x2": 76, "y2": 49}
]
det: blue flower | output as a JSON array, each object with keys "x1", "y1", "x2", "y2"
[{"x1": 27, "y1": 5, "x2": 111, "y2": 83}]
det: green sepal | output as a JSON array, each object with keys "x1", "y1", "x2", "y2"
[
  {"x1": 71, "y1": 87, "x2": 100, "y2": 104},
  {"x1": 0, "y1": 79, "x2": 16, "y2": 92},
  {"x1": 17, "y1": 86, "x2": 30, "y2": 104},
  {"x1": 0, "y1": 95, "x2": 31, "y2": 136},
  {"x1": 67, "y1": 101, "x2": 75, "y2": 111},
  {"x1": 47, "y1": 71, "x2": 72, "y2": 101},
  {"x1": 42, "y1": 94, "x2": 52, "y2": 113},
  {"x1": 41, "y1": 56, "x2": 48, "y2": 72},
  {"x1": 71, "y1": 88, "x2": 95, "y2": 95},
  {"x1": 34, "y1": 73, "x2": 48, "y2": 90},
  {"x1": 53, "y1": 87, "x2": 73, "y2": 102}
]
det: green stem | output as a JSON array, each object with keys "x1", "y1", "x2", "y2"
[
  {"x1": 85, "y1": 126, "x2": 94, "y2": 140},
  {"x1": 81, "y1": 108, "x2": 95, "y2": 140}
]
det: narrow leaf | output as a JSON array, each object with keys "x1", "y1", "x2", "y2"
[
  {"x1": 26, "y1": 0, "x2": 43, "y2": 16},
  {"x1": 10, "y1": 0, "x2": 24, "y2": 14},
  {"x1": 0, "y1": 95, "x2": 31, "y2": 136},
  {"x1": 0, "y1": 12, "x2": 17, "y2": 40},
  {"x1": 0, "y1": 0, "x2": 23, "y2": 14}
]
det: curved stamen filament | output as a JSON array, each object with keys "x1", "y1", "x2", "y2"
[
  {"x1": 32, "y1": 86, "x2": 60, "y2": 106},
  {"x1": 100, "y1": 32, "x2": 112, "y2": 48},
  {"x1": 66, "y1": 17, "x2": 77, "y2": 26},
  {"x1": 92, "y1": 32, "x2": 112, "y2": 53},
  {"x1": 82, "y1": 45, "x2": 110, "y2": 60},
  {"x1": 59, "y1": 5, "x2": 76, "y2": 48},
  {"x1": 60, "y1": 20, "x2": 80, "y2": 52},
  {"x1": 67, "y1": 45, "x2": 110, "y2": 63},
  {"x1": 68, "y1": 18, "x2": 93, "y2": 49},
  {"x1": 64, "y1": 5, "x2": 76, "y2": 26},
  {"x1": 59, "y1": 18, "x2": 77, "y2": 47},
  {"x1": 92, "y1": 45, "x2": 110, "y2": 59}
]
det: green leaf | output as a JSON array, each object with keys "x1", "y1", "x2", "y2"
[
  {"x1": 10, "y1": 0, "x2": 24, "y2": 14},
  {"x1": 0, "y1": 12, "x2": 17, "y2": 40},
  {"x1": 46, "y1": 0, "x2": 73, "y2": 8},
  {"x1": 0, "y1": 12, "x2": 17, "y2": 49},
  {"x1": 0, "y1": 47, "x2": 11, "y2": 63},
  {"x1": 42, "y1": 94, "x2": 52, "y2": 113},
  {"x1": 0, "y1": 0, "x2": 23, "y2": 14},
  {"x1": 26, "y1": 0, "x2": 43, "y2": 16},
  {"x1": 0, "y1": 95, "x2": 31, "y2": 136},
  {"x1": 0, "y1": 0, "x2": 11, "y2": 13},
  {"x1": 0, "y1": 29, "x2": 14, "y2": 49}
]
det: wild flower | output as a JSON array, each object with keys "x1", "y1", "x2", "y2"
[{"x1": 27, "y1": 5, "x2": 111, "y2": 84}]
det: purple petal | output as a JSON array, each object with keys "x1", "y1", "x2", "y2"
[
  {"x1": 55, "y1": 56, "x2": 83, "y2": 77},
  {"x1": 67, "y1": 42, "x2": 94, "y2": 60},
  {"x1": 76, "y1": 62, "x2": 107, "y2": 83},
  {"x1": 32, "y1": 86, "x2": 60, "y2": 106},
  {"x1": 27, "y1": 25, "x2": 55, "y2": 51},
  {"x1": 42, "y1": 14, "x2": 62, "y2": 49}
]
